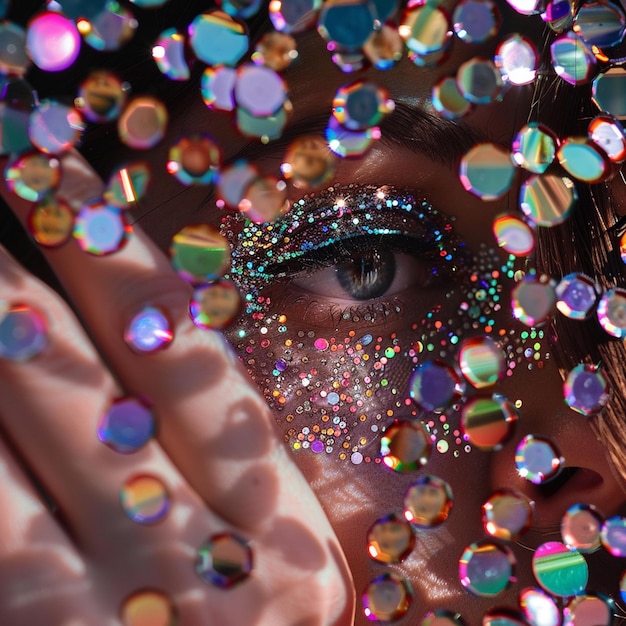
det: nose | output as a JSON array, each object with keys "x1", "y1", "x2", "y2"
[{"x1": 488, "y1": 358, "x2": 626, "y2": 529}]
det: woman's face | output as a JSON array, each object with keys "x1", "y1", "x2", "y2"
[{"x1": 134, "y1": 6, "x2": 626, "y2": 623}]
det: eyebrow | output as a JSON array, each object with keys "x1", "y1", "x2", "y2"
[{"x1": 228, "y1": 99, "x2": 488, "y2": 166}]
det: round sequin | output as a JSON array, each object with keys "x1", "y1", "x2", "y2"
[
  {"x1": 519, "y1": 587, "x2": 561, "y2": 626},
  {"x1": 252, "y1": 31, "x2": 298, "y2": 71},
  {"x1": 459, "y1": 143, "x2": 515, "y2": 200},
  {"x1": 458, "y1": 540, "x2": 516, "y2": 597},
  {"x1": 234, "y1": 64, "x2": 286, "y2": 118},
  {"x1": 79, "y1": 2, "x2": 138, "y2": 51},
  {"x1": 5, "y1": 152, "x2": 62, "y2": 202},
  {"x1": 431, "y1": 76, "x2": 472, "y2": 120},
  {"x1": 573, "y1": 0, "x2": 625, "y2": 50},
  {"x1": 326, "y1": 115, "x2": 378, "y2": 158},
  {"x1": 98, "y1": 397, "x2": 155, "y2": 454},
  {"x1": 366, "y1": 513, "x2": 415, "y2": 564},
  {"x1": 532, "y1": 542, "x2": 588, "y2": 597},
  {"x1": 555, "y1": 273, "x2": 599, "y2": 320},
  {"x1": 188, "y1": 11, "x2": 248, "y2": 67},
  {"x1": 238, "y1": 176, "x2": 289, "y2": 223},
  {"x1": 458, "y1": 336, "x2": 505, "y2": 388},
  {"x1": 561, "y1": 503, "x2": 603, "y2": 553},
  {"x1": 408, "y1": 360, "x2": 465, "y2": 413},
  {"x1": 76, "y1": 70, "x2": 128, "y2": 123},
  {"x1": 152, "y1": 28, "x2": 190, "y2": 81},
  {"x1": 216, "y1": 160, "x2": 258, "y2": 208},
  {"x1": 563, "y1": 363, "x2": 609, "y2": 416},
  {"x1": 563, "y1": 593, "x2": 614, "y2": 626},
  {"x1": 494, "y1": 33, "x2": 537, "y2": 85},
  {"x1": 74, "y1": 200, "x2": 132, "y2": 256},
  {"x1": 363, "y1": 25, "x2": 404, "y2": 70},
  {"x1": 482, "y1": 489, "x2": 533, "y2": 541},
  {"x1": 452, "y1": 0, "x2": 499, "y2": 44},
  {"x1": 461, "y1": 395, "x2": 518, "y2": 451},
  {"x1": 482, "y1": 610, "x2": 528, "y2": 625},
  {"x1": 124, "y1": 306, "x2": 173, "y2": 354},
  {"x1": 456, "y1": 58, "x2": 503, "y2": 105},
  {"x1": 0, "y1": 22, "x2": 29, "y2": 76},
  {"x1": 597, "y1": 287, "x2": 626, "y2": 338},
  {"x1": 511, "y1": 274, "x2": 556, "y2": 327},
  {"x1": 403, "y1": 475, "x2": 453, "y2": 528},
  {"x1": 118, "y1": 96, "x2": 168, "y2": 150},
  {"x1": 0, "y1": 77, "x2": 37, "y2": 156},
  {"x1": 379, "y1": 419, "x2": 431, "y2": 472},
  {"x1": 492, "y1": 214, "x2": 534, "y2": 256},
  {"x1": 28, "y1": 196, "x2": 74, "y2": 248},
  {"x1": 189, "y1": 279, "x2": 241, "y2": 330},
  {"x1": 551, "y1": 32, "x2": 596, "y2": 86},
  {"x1": 600, "y1": 515, "x2": 626, "y2": 556},
  {"x1": 196, "y1": 533, "x2": 253, "y2": 588},
  {"x1": 317, "y1": 0, "x2": 376, "y2": 51},
  {"x1": 332, "y1": 80, "x2": 394, "y2": 131},
  {"x1": 236, "y1": 103, "x2": 290, "y2": 142},
  {"x1": 519, "y1": 174, "x2": 577, "y2": 226},
  {"x1": 120, "y1": 475, "x2": 170, "y2": 524},
  {"x1": 557, "y1": 137, "x2": 611, "y2": 183},
  {"x1": 515, "y1": 434, "x2": 563, "y2": 485},
  {"x1": 0, "y1": 304, "x2": 47, "y2": 361},
  {"x1": 281, "y1": 135, "x2": 335, "y2": 190},
  {"x1": 29, "y1": 100, "x2": 84, "y2": 154},
  {"x1": 167, "y1": 134, "x2": 221, "y2": 186},
  {"x1": 588, "y1": 115, "x2": 626, "y2": 163},
  {"x1": 120, "y1": 589, "x2": 177, "y2": 626},
  {"x1": 592, "y1": 68, "x2": 626, "y2": 119},
  {"x1": 105, "y1": 162, "x2": 150, "y2": 208},
  {"x1": 170, "y1": 224, "x2": 230, "y2": 285},
  {"x1": 201, "y1": 66, "x2": 237, "y2": 112},
  {"x1": 26, "y1": 11, "x2": 81, "y2": 72},
  {"x1": 400, "y1": 4, "x2": 451, "y2": 57},
  {"x1": 268, "y1": 0, "x2": 322, "y2": 34},
  {"x1": 511, "y1": 123, "x2": 557, "y2": 174},
  {"x1": 362, "y1": 572, "x2": 412, "y2": 622}
]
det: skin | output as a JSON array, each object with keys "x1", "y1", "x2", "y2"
[{"x1": 1, "y1": 3, "x2": 626, "y2": 625}]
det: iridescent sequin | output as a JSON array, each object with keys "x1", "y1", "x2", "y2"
[
  {"x1": 120, "y1": 475, "x2": 170, "y2": 524},
  {"x1": 124, "y1": 306, "x2": 173, "y2": 353},
  {"x1": 98, "y1": 397, "x2": 155, "y2": 454},
  {"x1": 196, "y1": 533, "x2": 253, "y2": 588},
  {"x1": 0, "y1": 304, "x2": 47, "y2": 361}
]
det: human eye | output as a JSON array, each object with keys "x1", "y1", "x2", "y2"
[{"x1": 224, "y1": 183, "x2": 470, "y2": 328}]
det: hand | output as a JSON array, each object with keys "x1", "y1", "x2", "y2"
[{"x1": 0, "y1": 150, "x2": 355, "y2": 626}]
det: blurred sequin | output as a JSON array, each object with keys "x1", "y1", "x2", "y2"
[
  {"x1": 459, "y1": 143, "x2": 515, "y2": 200},
  {"x1": 27, "y1": 11, "x2": 81, "y2": 72},
  {"x1": 563, "y1": 363, "x2": 609, "y2": 416},
  {"x1": 124, "y1": 306, "x2": 173, "y2": 353},
  {"x1": 366, "y1": 513, "x2": 415, "y2": 564},
  {"x1": 404, "y1": 475, "x2": 453, "y2": 528},
  {"x1": 189, "y1": 280, "x2": 241, "y2": 330},
  {"x1": 482, "y1": 489, "x2": 533, "y2": 541},
  {"x1": 597, "y1": 287, "x2": 626, "y2": 338},
  {"x1": 532, "y1": 541, "x2": 588, "y2": 597},
  {"x1": 29, "y1": 100, "x2": 84, "y2": 154},
  {"x1": 105, "y1": 162, "x2": 150, "y2": 208},
  {"x1": 28, "y1": 195, "x2": 74, "y2": 248},
  {"x1": 379, "y1": 419, "x2": 431, "y2": 472},
  {"x1": 188, "y1": 11, "x2": 248, "y2": 67},
  {"x1": 561, "y1": 503, "x2": 603, "y2": 553},
  {"x1": 167, "y1": 134, "x2": 221, "y2": 186},
  {"x1": 458, "y1": 540, "x2": 516, "y2": 597},
  {"x1": 362, "y1": 572, "x2": 412, "y2": 622},
  {"x1": 118, "y1": 96, "x2": 168, "y2": 150},
  {"x1": 120, "y1": 475, "x2": 170, "y2": 524},
  {"x1": 98, "y1": 397, "x2": 155, "y2": 454},
  {"x1": 120, "y1": 589, "x2": 177, "y2": 626},
  {"x1": 5, "y1": 152, "x2": 62, "y2": 202},
  {"x1": 78, "y1": 1, "x2": 138, "y2": 51},
  {"x1": 461, "y1": 395, "x2": 517, "y2": 451},
  {"x1": 515, "y1": 434, "x2": 563, "y2": 484},
  {"x1": 76, "y1": 70, "x2": 128, "y2": 123},
  {"x1": 0, "y1": 304, "x2": 47, "y2": 361},
  {"x1": 74, "y1": 200, "x2": 132, "y2": 256}
]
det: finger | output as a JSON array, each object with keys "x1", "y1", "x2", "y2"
[
  {"x1": 1, "y1": 154, "x2": 355, "y2": 623},
  {"x1": 0, "y1": 434, "x2": 106, "y2": 626},
  {"x1": 2, "y1": 151, "x2": 324, "y2": 533}
]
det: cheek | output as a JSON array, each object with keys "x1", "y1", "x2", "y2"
[{"x1": 224, "y1": 243, "x2": 553, "y2": 464}]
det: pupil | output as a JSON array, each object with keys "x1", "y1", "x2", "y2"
[{"x1": 335, "y1": 249, "x2": 396, "y2": 300}]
